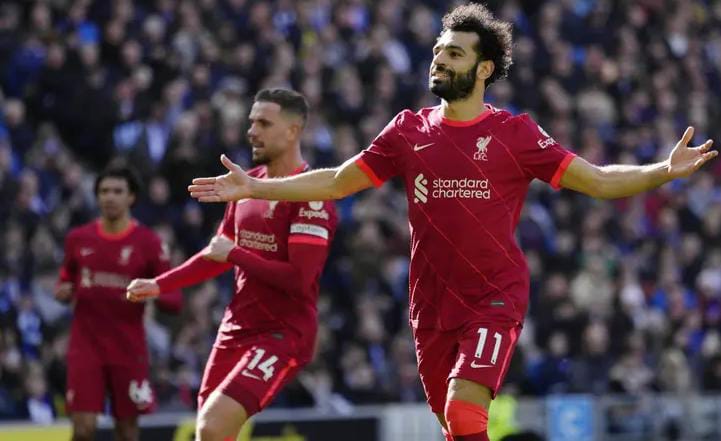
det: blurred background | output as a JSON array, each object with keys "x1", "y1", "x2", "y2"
[{"x1": 1, "y1": 0, "x2": 721, "y2": 440}]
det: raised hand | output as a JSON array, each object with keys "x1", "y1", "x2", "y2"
[
  {"x1": 188, "y1": 154, "x2": 252, "y2": 202},
  {"x1": 126, "y1": 278, "x2": 160, "y2": 302},
  {"x1": 668, "y1": 126, "x2": 717, "y2": 179}
]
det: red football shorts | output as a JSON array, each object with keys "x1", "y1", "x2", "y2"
[
  {"x1": 66, "y1": 350, "x2": 155, "y2": 419},
  {"x1": 198, "y1": 333, "x2": 303, "y2": 416},
  {"x1": 415, "y1": 320, "x2": 522, "y2": 413}
]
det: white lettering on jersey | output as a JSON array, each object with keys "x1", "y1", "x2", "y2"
[
  {"x1": 537, "y1": 125, "x2": 556, "y2": 149},
  {"x1": 290, "y1": 223, "x2": 329, "y2": 239},
  {"x1": 413, "y1": 174, "x2": 492, "y2": 203},
  {"x1": 237, "y1": 229, "x2": 278, "y2": 252},
  {"x1": 298, "y1": 207, "x2": 329, "y2": 220}
]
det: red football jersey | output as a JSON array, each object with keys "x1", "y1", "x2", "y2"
[
  {"x1": 214, "y1": 165, "x2": 338, "y2": 359},
  {"x1": 356, "y1": 105, "x2": 576, "y2": 330},
  {"x1": 59, "y1": 220, "x2": 177, "y2": 365}
]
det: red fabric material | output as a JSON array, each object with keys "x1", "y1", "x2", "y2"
[
  {"x1": 95, "y1": 219, "x2": 137, "y2": 240},
  {"x1": 441, "y1": 105, "x2": 493, "y2": 127},
  {"x1": 454, "y1": 433, "x2": 490, "y2": 441},
  {"x1": 355, "y1": 106, "x2": 576, "y2": 330},
  {"x1": 445, "y1": 399, "x2": 488, "y2": 436},
  {"x1": 550, "y1": 152, "x2": 577, "y2": 189},
  {"x1": 155, "y1": 250, "x2": 232, "y2": 293},
  {"x1": 226, "y1": 241, "x2": 329, "y2": 295},
  {"x1": 59, "y1": 221, "x2": 179, "y2": 365},
  {"x1": 355, "y1": 157, "x2": 385, "y2": 187},
  {"x1": 198, "y1": 337, "x2": 304, "y2": 417}
]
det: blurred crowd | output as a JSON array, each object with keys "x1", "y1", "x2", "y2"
[{"x1": 1, "y1": 0, "x2": 721, "y2": 423}]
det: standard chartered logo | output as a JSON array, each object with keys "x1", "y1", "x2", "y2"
[
  {"x1": 413, "y1": 173, "x2": 491, "y2": 203},
  {"x1": 414, "y1": 174, "x2": 429, "y2": 203}
]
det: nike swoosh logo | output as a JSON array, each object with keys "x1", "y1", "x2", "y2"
[
  {"x1": 413, "y1": 143, "x2": 434, "y2": 151},
  {"x1": 470, "y1": 361, "x2": 494, "y2": 368}
]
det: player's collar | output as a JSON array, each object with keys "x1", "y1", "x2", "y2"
[
  {"x1": 96, "y1": 219, "x2": 137, "y2": 240},
  {"x1": 439, "y1": 104, "x2": 495, "y2": 127},
  {"x1": 290, "y1": 162, "x2": 309, "y2": 175}
]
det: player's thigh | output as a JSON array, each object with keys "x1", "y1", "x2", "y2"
[
  {"x1": 218, "y1": 339, "x2": 303, "y2": 418},
  {"x1": 198, "y1": 345, "x2": 248, "y2": 412},
  {"x1": 414, "y1": 328, "x2": 458, "y2": 414},
  {"x1": 107, "y1": 363, "x2": 155, "y2": 419},
  {"x1": 66, "y1": 355, "x2": 105, "y2": 414},
  {"x1": 196, "y1": 389, "x2": 248, "y2": 441},
  {"x1": 448, "y1": 321, "x2": 522, "y2": 403}
]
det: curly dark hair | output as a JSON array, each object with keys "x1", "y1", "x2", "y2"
[{"x1": 441, "y1": 3, "x2": 513, "y2": 86}]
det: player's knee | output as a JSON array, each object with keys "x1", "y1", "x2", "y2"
[
  {"x1": 444, "y1": 399, "x2": 489, "y2": 437},
  {"x1": 196, "y1": 417, "x2": 225, "y2": 441},
  {"x1": 114, "y1": 421, "x2": 139, "y2": 441},
  {"x1": 72, "y1": 424, "x2": 96, "y2": 441}
]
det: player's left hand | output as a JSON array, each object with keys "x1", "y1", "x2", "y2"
[
  {"x1": 668, "y1": 126, "x2": 717, "y2": 178},
  {"x1": 203, "y1": 235, "x2": 235, "y2": 262}
]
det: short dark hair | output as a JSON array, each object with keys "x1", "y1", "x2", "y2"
[
  {"x1": 94, "y1": 165, "x2": 142, "y2": 196},
  {"x1": 441, "y1": 3, "x2": 513, "y2": 86},
  {"x1": 254, "y1": 88, "x2": 309, "y2": 124}
]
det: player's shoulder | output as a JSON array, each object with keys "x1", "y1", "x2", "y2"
[
  {"x1": 290, "y1": 200, "x2": 338, "y2": 225},
  {"x1": 487, "y1": 107, "x2": 531, "y2": 130},
  {"x1": 488, "y1": 109, "x2": 542, "y2": 141},
  {"x1": 133, "y1": 223, "x2": 161, "y2": 241},
  {"x1": 382, "y1": 107, "x2": 434, "y2": 133}
]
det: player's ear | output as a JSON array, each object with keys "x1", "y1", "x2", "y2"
[
  {"x1": 477, "y1": 60, "x2": 494, "y2": 83},
  {"x1": 287, "y1": 121, "x2": 302, "y2": 141}
]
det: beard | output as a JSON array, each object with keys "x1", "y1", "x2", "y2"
[
  {"x1": 252, "y1": 149, "x2": 270, "y2": 165},
  {"x1": 429, "y1": 61, "x2": 480, "y2": 102}
]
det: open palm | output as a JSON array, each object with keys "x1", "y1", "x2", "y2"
[
  {"x1": 188, "y1": 154, "x2": 252, "y2": 202},
  {"x1": 668, "y1": 126, "x2": 717, "y2": 179}
]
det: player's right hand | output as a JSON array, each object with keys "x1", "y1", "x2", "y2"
[
  {"x1": 54, "y1": 282, "x2": 73, "y2": 303},
  {"x1": 188, "y1": 154, "x2": 252, "y2": 202},
  {"x1": 126, "y1": 278, "x2": 160, "y2": 302}
]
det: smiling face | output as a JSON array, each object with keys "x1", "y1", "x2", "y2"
[
  {"x1": 246, "y1": 101, "x2": 302, "y2": 165},
  {"x1": 429, "y1": 30, "x2": 494, "y2": 102}
]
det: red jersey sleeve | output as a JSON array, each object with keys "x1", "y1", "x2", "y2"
[
  {"x1": 227, "y1": 200, "x2": 337, "y2": 295},
  {"x1": 511, "y1": 114, "x2": 576, "y2": 189},
  {"x1": 154, "y1": 203, "x2": 236, "y2": 293},
  {"x1": 58, "y1": 230, "x2": 78, "y2": 284},
  {"x1": 355, "y1": 111, "x2": 410, "y2": 186},
  {"x1": 217, "y1": 201, "x2": 236, "y2": 238},
  {"x1": 145, "y1": 232, "x2": 182, "y2": 313}
]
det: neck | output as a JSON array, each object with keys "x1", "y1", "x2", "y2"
[
  {"x1": 441, "y1": 87, "x2": 486, "y2": 121},
  {"x1": 265, "y1": 147, "x2": 305, "y2": 178},
  {"x1": 100, "y1": 215, "x2": 131, "y2": 234}
]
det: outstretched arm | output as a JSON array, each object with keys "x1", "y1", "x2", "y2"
[
  {"x1": 561, "y1": 127, "x2": 716, "y2": 199},
  {"x1": 188, "y1": 154, "x2": 374, "y2": 202}
]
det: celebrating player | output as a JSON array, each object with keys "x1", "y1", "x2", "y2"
[
  {"x1": 126, "y1": 88, "x2": 337, "y2": 441},
  {"x1": 187, "y1": 4, "x2": 717, "y2": 441},
  {"x1": 56, "y1": 165, "x2": 181, "y2": 441}
]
